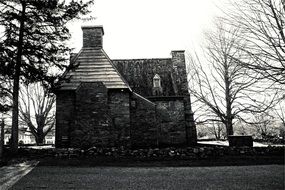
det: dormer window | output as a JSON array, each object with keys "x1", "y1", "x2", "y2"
[
  {"x1": 152, "y1": 74, "x2": 163, "y2": 96},
  {"x1": 153, "y1": 74, "x2": 161, "y2": 88}
]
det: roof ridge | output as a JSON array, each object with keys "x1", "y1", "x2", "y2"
[
  {"x1": 101, "y1": 49, "x2": 132, "y2": 91},
  {"x1": 58, "y1": 48, "x2": 130, "y2": 90}
]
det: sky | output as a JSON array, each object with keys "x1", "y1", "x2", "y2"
[{"x1": 67, "y1": 0, "x2": 226, "y2": 59}]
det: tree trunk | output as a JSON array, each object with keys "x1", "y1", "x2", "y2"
[
  {"x1": 225, "y1": 65, "x2": 233, "y2": 138},
  {"x1": 11, "y1": 2, "x2": 26, "y2": 154},
  {"x1": 226, "y1": 119, "x2": 233, "y2": 137},
  {"x1": 0, "y1": 120, "x2": 4, "y2": 159},
  {"x1": 217, "y1": 124, "x2": 221, "y2": 140},
  {"x1": 35, "y1": 136, "x2": 44, "y2": 145},
  {"x1": 36, "y1": 128, "x2": 44, "y2": 145}
]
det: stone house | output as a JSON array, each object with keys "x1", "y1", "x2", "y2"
[{"x1": 55, "y1": 26, "x2": 197, "y2": 148}]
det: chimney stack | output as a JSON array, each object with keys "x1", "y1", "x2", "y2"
[
  {"x1": 82, "y1": 26, "x2": 104, "y2": 48},
  {"x1": 171, "y1": 50, "x2": 185, "y2": 69}
]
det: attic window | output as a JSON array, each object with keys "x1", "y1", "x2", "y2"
[{"x1": 153, "y1": 74, "x2": 161, "y2": 88}]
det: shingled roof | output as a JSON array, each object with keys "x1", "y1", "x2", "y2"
[
  {"x1": 112, "y1": 58, "x2": 175, "y2": 97},
  {"x1": 58, "y1": 26, "x2": 130, "y2": 90}
]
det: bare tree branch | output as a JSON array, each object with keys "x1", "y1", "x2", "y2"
[
  {"x1": 19, "y1": 82, "x2": 55, "y2": 145},
  {"x1": 188, "y1": 20, "x2": 273, "y2": 137},
  {"x1": 224, "y1": 0, "x2": 285, "y2": 84}
]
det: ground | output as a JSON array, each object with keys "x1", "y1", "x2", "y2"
[
  {"x1": 1, "y1": 142, "x2": 284, "y2": 189},
  {"x1": 10, "y1": 165, "x2": 284, "y2": 190}
]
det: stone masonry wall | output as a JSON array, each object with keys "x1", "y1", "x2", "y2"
[
  {"x1": 184, "y1": 97, "x2": 197, "y2": 145},
  {"x1": 55, "y1": 91, "x2": 75, "y2": 148},
  {"x1": 130, "y1": 95, "x2": 188, "y2": 146},
  {"x1": 108, "y1": 89, "x2": 131, "y2": 146},
  {"x1": 130, "y1": 93, "x2": 158, "y2": 147},
  {"x1": 150, "y1": 97, "x2": 186, "y2": 145},
  {"x1": 171, "y1": 51, "x2": 189, "y2": 95},
  {"x1": 56, "y1": 83, "x2": 132, "y2": 148},
  {"x1": 70, "y1": 82, "x2": 112, "y2": 148}
]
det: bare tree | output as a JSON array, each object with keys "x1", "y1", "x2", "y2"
[
  {"x1": 273, "y1": 99, "x2": 285, "y2": 139},
  {"x1": 188, "y1": 21, "x2": 272, "y2": 137},
  {"x1": 275, "y1": 100, "x2": 285, "y2": 127},
  {"x1": 209, "y1": 122, "x2": 226, "y2": 140},
  {"x1": 196, "y1": 122, "x2": 226, "y2": 140},
  {"x1": 19, "y1": 83, "x2": 55, "y2": 145},
  {"x1": 251, "y1": 112, "x2": 278, "y2": 139},
  {"x1": 249, "y1": 98, "x2": 285, "y2": 140},
  {"x1": 225, "y1": 0, "x2": 285, "y2": 85}
]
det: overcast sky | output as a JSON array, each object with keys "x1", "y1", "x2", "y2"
[{"x1": 67, "y1": 0, "x2": 227, "y2": 59}]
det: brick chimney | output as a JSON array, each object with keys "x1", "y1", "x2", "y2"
[{"x1": 82, "y1": 26, "x2": 104, "y2": 48}]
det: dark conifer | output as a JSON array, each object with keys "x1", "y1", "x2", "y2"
[{"x1": 0, "y1": 0, "x2": 93, "y2": 153}]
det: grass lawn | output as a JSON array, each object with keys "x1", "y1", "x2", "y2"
[
  {"x1": 11, "y1": 165, "x2": 284, "y2": 190},
  {"x1": 36, "y1": 154, "x2": 284, "y2": 167}
]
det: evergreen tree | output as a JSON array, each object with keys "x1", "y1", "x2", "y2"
[{"x1": 0, "y1": 0, "x2": 93, "y2": 153}]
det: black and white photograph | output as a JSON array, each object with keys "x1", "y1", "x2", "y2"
[{"x1": 0, "y1": 0, "x2": 284, "y2": 189}]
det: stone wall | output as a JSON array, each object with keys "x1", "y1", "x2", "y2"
[
  {"x1": 130, "y1": 93, "x2": 158, "y2": 147},
  {"x1": 55, "y1": 90, "x2": 75, "y2": 148},
  {"x1": 129, "y1": 95, "x2": 195, "y2": 147},
  {"x1": 56, "y1": 83, "x2": 132, "y2": 148},
  {"x1": 108, "y1": 89, "x2": 131, "y2": 146},
  {"x1": 149, "y1": 97, "x2": 187, "y2": 145},
  {"x1": 56, "y1": 88, "x2": 197, "y2": 148},
  {"x1": 184, "y1": 97, "x2": 197, "y2": 145},
  {"x1": 70, "y1": 82, "x2": 111, "y2": 148}
]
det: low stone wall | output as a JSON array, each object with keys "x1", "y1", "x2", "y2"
[{"x1": 14, "y1": 146, "x2": 284, "y2": 160}]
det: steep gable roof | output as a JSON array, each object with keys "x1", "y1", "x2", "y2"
[{"x1": 58, "y1": 48, "x2": 130, "y2": 90}]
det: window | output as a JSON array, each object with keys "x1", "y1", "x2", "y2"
[
  {"x1": 152, "y1": 74, "x2": 163, "y2": 96},
  {"x1": 153, "y1": 74, "x2": 161, "y2": 88}
]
